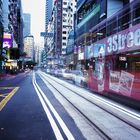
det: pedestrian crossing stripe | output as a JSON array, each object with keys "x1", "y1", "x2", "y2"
[{"x1": 0, "y1": 87, "x2": 19, "y2": 111}]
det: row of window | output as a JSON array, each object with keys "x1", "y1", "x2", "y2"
[
  {"x1": 76, "y1": 3, "x2": 140, "y2": 46},
  {"x1": 63, "y1": 2, "x2": 73, "y2": 6}
]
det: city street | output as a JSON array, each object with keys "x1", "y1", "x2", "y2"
[
  {"x1": 0, "y1": 69, "x2": 140, "y2": 140},
  {"x1": 0, "y1": 0, "x2": 140, "y2": 139}
]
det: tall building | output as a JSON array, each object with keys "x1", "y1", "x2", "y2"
[
  {"x1": 8, "y1": 0, "x2": 23, "y2": 48},
  {"x1": 23, "y1": 13, "x2": 31, "y2": 37},
  {"x1": 53, "y1": 0, "x2": 63, "y2": 58},
  {"x1": 2, "y1": 0, "x2": 9, "y2": 32},
  {"x1": 0, "y1": 0, "x2": 4, "y2": 72},
  {"x1": 23, "y1": 35, "x2": 34, "y2": 61},
  {"x1": 0, "y1": 0, "x2": 24, "y2": 73},
  {"x1": 44, "y1": 0, "x2": 76, "y2": 67},
  {"x1": 45, "y1": 0, "x2": 53, "y2": 33},
  {"x1": 61, "y1": 0, "x2": 76, "y2": 55}
]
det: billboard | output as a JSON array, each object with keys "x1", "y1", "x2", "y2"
[{"x1": 3, "y1": 32, "x2": 12, "y2": 48}]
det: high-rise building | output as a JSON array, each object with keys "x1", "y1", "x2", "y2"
[
  {"x1": 8, "y1": 0, "x2": 23, "y2": 48},
  {"x1": 0, "y1": 0, "x2": 4, "y2": 72},
  {"x1": 2, "y1": 0, "x2": 9, "y2": 32},
  {"x1": 23, "y1": 35, "x2": 34, "y2": 61},
  {"x1": 61, "y1": 0, "x2": 76, "y2": 55},
  {"x1": 45, "y1": 0, "x2": 53, "y2": 33},
  {"x1": 43, "y1": 0, "x2": 53, "y2": 61},
  {"x1": 0, "y1": 0, "x2": 24, "y2": 73},
  {"x1": 23, "y1": 13, "x2": 31, "y2": 37},
  {"x1": 45, "y1": 0, "x2": 76, "y2": 67},
  {"x1": 53, "y1": 0, "x2": 63, "y2": 58}
]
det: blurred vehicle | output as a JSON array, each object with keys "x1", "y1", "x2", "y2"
[
  {"x1": 56, "y1": 69, "x2": 64, "y2": 77},
  {"x1": 46, "y1": 69, "x2": 51, "y2": 74},
  {"x1": 62, "y1": 69, "x2": 73, "y2": 80},
  {"x1": 54, "y1": 69, "x2": 58, "y2": 76},
  {"x1": 73, "y1": 70, "x2": 88, "y2": 87},
  {"x1": 49, "y1": 69, "x2": 55, "y2": 75}
]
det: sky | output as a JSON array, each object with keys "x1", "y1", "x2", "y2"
[{"x1": 21, "y1": 0, "x2": 45, "y2": 45}]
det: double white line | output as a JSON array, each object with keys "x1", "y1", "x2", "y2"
[{"x1": 32, "y1": 72, "x2": 75, "y2": 140}]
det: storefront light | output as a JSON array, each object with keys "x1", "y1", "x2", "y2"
[
  {"x1": 97, "y1": 32, "x2": 103, "y2": 36},
  {"x1": 119, "y1": 56, "x2": 126, "y2": 61}
]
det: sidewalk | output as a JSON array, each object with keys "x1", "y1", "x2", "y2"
[{"x1": 0, "y1": 73, "x2": 13, "y2": 81}]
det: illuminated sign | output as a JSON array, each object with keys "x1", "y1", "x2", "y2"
[{"x1": 3, "y1": 32, "x2": 12, "y2": 48}]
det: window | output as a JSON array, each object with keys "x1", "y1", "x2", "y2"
[
  {"x1": 107, "y1": 18, "x2": 117, "y2": 36},
  {"x1": 92, "y1": 30, "x2": 97, "y2": 43},
  {"x1": 118, "y1": 9, "x2": 130, "y2": 31},
  {"x1": 63, "y1": 8, "x2": 68, "y2": 12},
  {"x1": 63, "y1": 37, "x2": 66, "y2": 40},
  {"x1": 63, "y1": 13, "x2": 67, "y2": 17},
  {"x1": 63, "y1": 42, "x2": 66, "y2": 46},
  {"x1": 133, "y1": 5, "x2": 140, "y2": 25},
  {"x1": 63, "y1": 31, "x2": 66, "y2": 34},
  {"x1": 63, "y1": 2, "x2": 67, "y2": 5},
  {"x1": 97, "y1": 24, "x2": 106, "y2": 40}
]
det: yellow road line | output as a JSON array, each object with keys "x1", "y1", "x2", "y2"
[
  {"x1": 0, "y1": 93, "x2": 10, "y2": 97},
  {"x1": 0, "y1": 87, "x2": 15, "y2": 90},
  {"x1": 0, "y1": 94, "x2": 6, "y2": 97},
  {"x1": 0, "y1": 87, "x2": 19, "y2": 111}
]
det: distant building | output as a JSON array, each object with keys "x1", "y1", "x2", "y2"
[
  {"x1": 0, "y1": 0, "x2": 4, "y2": 72},
  {"x1": 34, "y1": 45, "x2": 40, "y2": 64},
  {"x1": 23, "y1": 13, "x2": 31, "y2": 37},
  {"x1": 45, "y1": 0, "x2": 53, "y2": 33},
  {"x1": 2, "y1": 0, "x2": 9, "y2": 32},
  {"x1": 24, "y1": 35, "x2": 34, "y2": 61}
]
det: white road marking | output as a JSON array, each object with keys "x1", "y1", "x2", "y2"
[
  {"x1": 33, "y1": 72, "x2": 75, "y2": 140},
  {"x1": 32, "y1": 73, "x2": 64, "y2": 140}
]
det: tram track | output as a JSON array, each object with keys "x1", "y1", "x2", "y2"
[
  {"x1": 37, "y1": 71, "x2": 112, "y2": 140},
  {"x1": 37, "y1": 71, "x2": 140, "y2": 139},
  {"x1": 39, "y1": 71, "x2": 140, "y2": 131}
]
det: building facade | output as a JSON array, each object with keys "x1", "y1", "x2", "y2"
[
  {"x1": 8, "y1": 0, "x2": 23, "y2": 49},
  {"x1": 61, "y1": 0, "x2": 76, "y2": 55},
  {"x1": 74, "y1": 0, "x2": 140, "y2": 101},
  {"x1": 0, "y1": 0, "x2": 4, "y2": 72},
  {"x1": 23, "y1": 13, "x2": 31, "y2": 38},
  {"x1": 2, "y1": 0, "x2": 9, "y2": 32},
  {"x1": 45, "y1": 0, "x2": 53, "y2": 33},
  {"x1": 45, "y1": 0, "x2": 76, "y2": 68},
  {"x1": 23, "y1": 35, "x2": 34, "y2": 61},
  {"x1": 53, "y1": 0, "x2": 63, "y2": 58}
]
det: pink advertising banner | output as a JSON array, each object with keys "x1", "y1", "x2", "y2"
[{"x1": 94, "y1": 23, "x2": 140, "y2": 56}]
